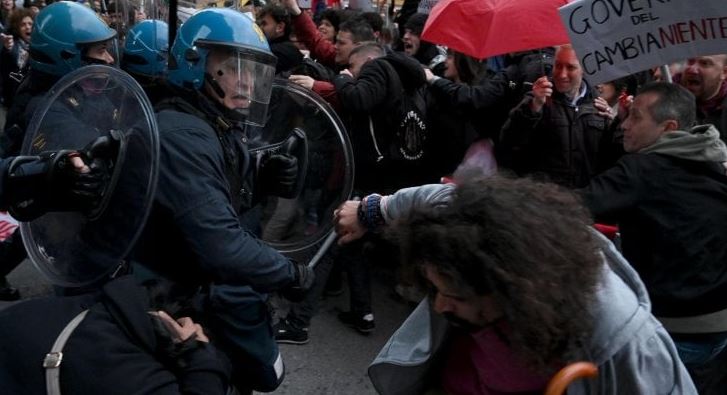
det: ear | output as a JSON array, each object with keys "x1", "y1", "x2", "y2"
[
  {"x1": 663, "y1": 119, "x2": 679, "y2": 132},
  {"x1": 275, "y1": 22, "x2": 284, "y2": 35}
]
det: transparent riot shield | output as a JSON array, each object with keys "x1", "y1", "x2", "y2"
[
  {"x1": 252, "y1": 79, "x2": 354, "y2": 264},
  {"x1": 19, "y1": 65, "x2": 159, "y2": 287}
]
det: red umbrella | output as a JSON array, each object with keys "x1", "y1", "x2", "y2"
[{"x1": 421, "y1": 0, "x2": 571, "y2": 59}]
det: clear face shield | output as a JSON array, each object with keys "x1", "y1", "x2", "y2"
[
  {"x1": 81, "y1": 38, "x2": 121, "y2": 69},
  {"x1": 203, "y1": 45, "x2": 277, "y2": 126}
]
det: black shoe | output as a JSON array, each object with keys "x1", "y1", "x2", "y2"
[
  {"x1": 274, "y1": 319, "x2": 309, "y2": 345},
  {"x1": 337, "y1": 311, "x2": 375, "y2": 334}
]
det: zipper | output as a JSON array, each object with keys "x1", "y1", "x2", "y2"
[{"x1": 369, "y1": 116, "x2": 384, "y2": 162}]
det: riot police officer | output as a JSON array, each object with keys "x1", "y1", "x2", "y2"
[
  {"x1": 132, "y1": 8, "x2": 312, "y2": 393},
  {"x1": 121, "y1": 19, "x2": 170, "y2": 105},
  {"x1": 1, "y1": 1, "x2": 118, "y2": 157}
]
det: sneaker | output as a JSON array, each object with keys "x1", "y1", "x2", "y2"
[
  {"x1": 273, "y1": 319, "x2": 309, "y2": 345},
  {"x1": 337, "y1": 311, "x2": 375, "y2": 334}
]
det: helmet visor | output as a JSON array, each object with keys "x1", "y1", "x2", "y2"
[
  {"x1": 82, "y1": 38, "x2": 121, "y2": 69},
  {"x1": 205, "y1": 47, "x2": 276, "y2": 126}
]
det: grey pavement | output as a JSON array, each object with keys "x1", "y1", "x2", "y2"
[{"x1": 7, "y1": 259, "x2": 416, "y2": 395}]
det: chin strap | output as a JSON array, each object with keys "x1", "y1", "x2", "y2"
[{"x1": 204, "y1": 72, "x2": 226, "y2": 99}]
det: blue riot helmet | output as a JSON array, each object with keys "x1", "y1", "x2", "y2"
[
  {"x1": 122, "y1": 20, "x2": 169, "y2": 79},
  {"x1": 30, "y1": 1, "x2": 118, "y2": 77},
  {"x1": 168, "y1": 8, "x2": 277, "y2": 126}
]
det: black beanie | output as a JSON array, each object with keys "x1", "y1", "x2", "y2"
[{"x1": 404, "y1": 13, "x2": 428, "y2": 37}]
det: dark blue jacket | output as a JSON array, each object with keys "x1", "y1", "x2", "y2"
[
  {"x1": 0, "y1": 276, "x2": 230, "y2": 394},
  {"x1": 134, "y1": 96, "x2": 295, "y2": 292}
]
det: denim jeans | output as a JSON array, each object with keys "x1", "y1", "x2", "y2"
[
  {"x1": 673, "y1": 332, "x2": 727, "y2": 393},
  {"x1": 674, "y1": 332, "x2": 727, "y2": 366}
]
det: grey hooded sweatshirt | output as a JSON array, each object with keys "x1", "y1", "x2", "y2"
[{"x1": 368, "y1": 184, "x2": 697, "y2": 395}]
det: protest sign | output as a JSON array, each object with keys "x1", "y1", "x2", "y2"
[
  {"x1": 559, "y1": 0, "x2": 727, "y2": 85},
  {"x1": 418, "y1": 0, "x2": 439, "y2": 14}
]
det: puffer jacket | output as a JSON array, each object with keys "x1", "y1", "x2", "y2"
[{"x1": 499, "y1": 84, "x2": 622, "y2": 188}]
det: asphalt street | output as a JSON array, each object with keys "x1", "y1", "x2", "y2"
[{"x1": 8, "y1": 259, "x2": 416, "y2": 395}]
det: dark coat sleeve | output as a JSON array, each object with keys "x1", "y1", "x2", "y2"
[
  {"x1": 499, "y1": 94, "x2": 543, "y2": 149},
  {"x1": 333, "y1": 62, "x2": 390, "y2": 113},
  {"x1": 579, "y1": 155, "x2": 643, "y2": 223},
  {"x1": 430, "y1": 74, "x2": 508, "y2": 113},
  {"x1": 155, "y1": 113, "x2": 295, "y2": 292}
]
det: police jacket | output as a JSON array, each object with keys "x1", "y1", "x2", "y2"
[
  {"x1": 580, "y1": 125, "x2": 727, "y2": 321},
  {"x1": 1, "y1": 69, "x2": 58, "y2": 157},
  {"x1": 500, "y1": 84, "x2": 622, "y2": 188},
  {"x1": 134, "y1": 91, "x2": 295, "y2": 291},
  {"x1": 0, "y1": 276, "x2": 230, "y2": 394},
  {"x1": 333, "y1": 52, "x2": 437, "y2": 193}
]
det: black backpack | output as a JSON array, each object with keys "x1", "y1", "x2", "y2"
[
  {"x1": 380, "y1": 58, "x2": 429, "y2": 162},
  {"x1": 287, "y1": 57, "x2": 335, "y2": 82}
]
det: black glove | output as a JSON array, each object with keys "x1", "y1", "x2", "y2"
[
  {"x1": 280, "y1": 261, "x2": 315, "y2": 303},
  {"x1": 5, "y1": 134, "x2": 119, "y2": 221},
  {"x1": 258, "y1": 154, "x2": 299, "y2": 199}
]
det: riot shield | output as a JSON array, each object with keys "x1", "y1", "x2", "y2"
[
  {"x1": 253, "y1": 79, "x2": 353, "y2": 262},
  {"x1": 19, "y1": 65, "x2": 159, "y2": 287}
]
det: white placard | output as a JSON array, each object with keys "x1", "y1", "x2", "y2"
[{"x1": 559, "y1": 0, "x2": 727, "y2": 85}]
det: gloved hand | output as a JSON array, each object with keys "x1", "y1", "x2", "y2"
[
  {"x1": 258, "y1": 153, "x2": 299, "y2": 199},
  {"x1": 5, "y1": 133, "x2": 119, "y2": 221},
  {"x1": 280, "y1": 261, "x2": 315, "y2": 303}
]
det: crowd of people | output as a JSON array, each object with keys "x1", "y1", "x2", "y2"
[{"x1": 0, "y1": 0, "x2": 724, "y2": 393}]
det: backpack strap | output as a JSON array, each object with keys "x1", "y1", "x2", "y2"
[{"x1": 44, "y1": 309, "x2": 90, "y2": 395}]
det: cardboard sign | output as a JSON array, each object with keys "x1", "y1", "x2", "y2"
[
  {"x1": 559, "y1": 0, "x2": 727, "y2": 84},
  {"x1": 297, "y1": 0, "x2": 312, "y2": 9}
]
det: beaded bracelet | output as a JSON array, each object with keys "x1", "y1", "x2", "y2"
[{"x1": 357, "y1": 194, "x2": 385, "y2": 231}]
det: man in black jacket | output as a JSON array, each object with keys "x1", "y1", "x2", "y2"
[
  {"x1": 256, "y1": 3, "x2": 303, "y2": 74},
  {"x1": 678, "y1": 54, "x2": 727, "y2": 142},
  {"x1": 580, "y1": 82, "x2": 727, "y2": 392},
  {"x1": 401, "y1": 13, "x2": 446, "y2": 76},
  {"x1": 335, "y1": 43, "x2": 435, "y2": 191},
  {"x1": 500, "y1": 44, "x2": 621, "y2": 188}
]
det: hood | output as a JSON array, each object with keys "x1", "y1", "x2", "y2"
[
  {"x1": 380, "y1": 52, "x2": 426, "y2": 92},
  {"x1": 639, "y1": 124, "x2": 727, "y2": 163},
  {"x1": 579, "y1": 231, "x2": 652, "y2": 364}
]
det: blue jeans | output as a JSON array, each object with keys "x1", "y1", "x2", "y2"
[{"x1": 674, "y1": 332, "x2": 727, "y2": 366}]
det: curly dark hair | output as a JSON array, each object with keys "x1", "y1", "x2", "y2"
[
  {"x1": 8, "y1": 8, "x2": 33, "y2": 39},
  {"x1": 391, "y1": 176, "x2": 603, "y2": 371}
]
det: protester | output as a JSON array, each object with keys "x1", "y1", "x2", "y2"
[
  {"x1": 0, "y1": 8, "x2": 33, "y2": 108},
  {"x1": 580, "y1": 82, "x2": 727, "y2": 392},
  {"x1": 332, "y1": 176, "x2": 696, "y2": 394},
  {"x1": 0, "y1": 0, "x2": 14, "y2": 30},
  {"x1": 678, "y1": 54, "x2": 727, "y2": 141},
  {"x1": 499, "y1": 44, "x2": 622, "y2": 188},
  {"x1": 400, "y1": 13, "x2": 446, "y2": 76},
  {"x1": 256, "y1": 2, "x2": 303, "y2": 74},
  {"x1": 424, "y1": 50, "x2": 508, "y2": 176}
]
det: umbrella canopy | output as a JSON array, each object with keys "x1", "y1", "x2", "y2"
[{"x1": 421, "y1": 0, "x2": 570, "y2": 59}]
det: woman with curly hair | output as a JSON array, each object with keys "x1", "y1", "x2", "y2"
[
  {"x1": 334, "y1": 176, "x2": 696, "y2": 394},
  {"x1": 1, "y1": 7, "x2": 33, "y2": 107}
]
